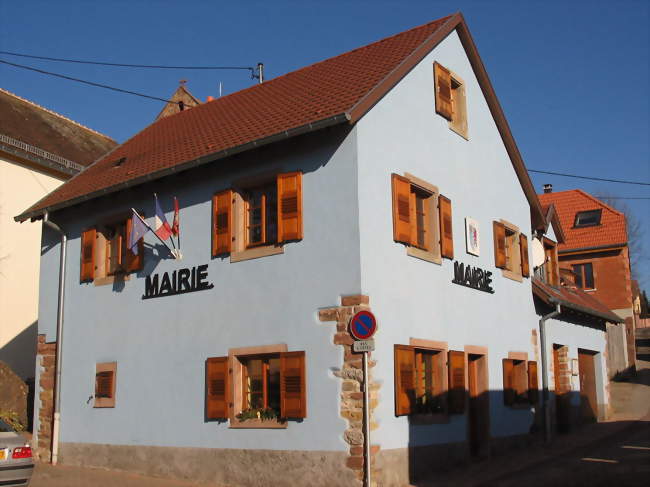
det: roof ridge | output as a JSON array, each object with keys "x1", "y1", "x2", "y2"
[{"x1": 0, "y1": 87, "x2": 116, "y2": 143}]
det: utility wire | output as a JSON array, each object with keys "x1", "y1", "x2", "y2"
[
  {"x1": 0, "y1": 59, "x2": 174, "y2": 103},
  {"x1": 593, "y1": 196, "x2": 650, "y2": 200},
  {"x1": 529, "y1": 169, "x2": 650, "y2": 186},
  {"x1": 0, "y1": 50, "x2": 254, "y2": 73}
]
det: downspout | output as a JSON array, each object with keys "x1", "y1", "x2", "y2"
[
  {"x1": 539, "y1": 303, "x2": 560, "y2": 443},
  {"x1": 43, "y1": 211, "x2": 66, "y2": 465}
]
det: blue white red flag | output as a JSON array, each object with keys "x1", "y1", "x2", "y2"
[
  {"x1": 154, "y1": 194, "x2": 173, "y2": 241},
  {"x1": 128, "y1": 209, "x2": 149, "y2": 255}
]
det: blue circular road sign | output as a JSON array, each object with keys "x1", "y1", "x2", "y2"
[{"x1": 349, "y1": 311, "x2": 377, "y2": 340}]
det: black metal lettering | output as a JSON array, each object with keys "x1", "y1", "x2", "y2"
[
  {"x1": 178, "y1": 268, "x2": 191, "y2": 292},
  {"x1": 145, "y1": 274, "x2": 159, "y2": 297}
]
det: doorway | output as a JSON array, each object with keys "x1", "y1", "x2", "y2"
[
  {"x1": 467, "y1": 353, "x2": 489, "y2": 457},
  {"x1": 578, "y1": 349, "x2": 598, "y2": 423}
]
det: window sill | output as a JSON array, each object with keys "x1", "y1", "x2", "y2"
[
  {"x1": 408, "y1": 412, "x2": 449, "y2": 425},
  {"x1": 501, "y1": 268, "x2": 523, "y2": 283},
  {"x1": 228, "y1": 418, "x2": 287, "y2": 429},
  {"x1": 93, "y1": 273, "x2": 130, "y2": 287},
  {"x1": 93, "y1": 399, "x2": 115, "y2": 408},
  {"x1": 407, "y1": 246, "x2": 442, "y2": 265},
  {"x1": 230, "y1": 244, "x2": 284, "y2": 263}
]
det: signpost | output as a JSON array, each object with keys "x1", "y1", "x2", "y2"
[{"x1": 349, "y1": 310, "x2": 377, "y2": 487}]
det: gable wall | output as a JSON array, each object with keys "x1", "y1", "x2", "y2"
[{"x1": 355, "y1": 31, "x2": 540, "y2": 449}]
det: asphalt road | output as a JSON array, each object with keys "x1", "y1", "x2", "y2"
[{"x1": 483, "y1": 420, "x2": 650, "y2": 487}]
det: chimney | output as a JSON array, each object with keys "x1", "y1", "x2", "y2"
[
  {"x1": 543, "y1": 184, "x2": 553, "y2": 193},
  {"x1": 206, "y1": 96, "x2": 214, "y2": 102}
]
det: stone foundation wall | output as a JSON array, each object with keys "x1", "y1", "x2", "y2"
[
  {"x1": 60, "y1": 443, "x2": 354, "y2": 487},
  {"x1": 35, "y1": 334, "x2": 56, "y2": 462},
  {"x1": 318, "y1": 295, "x2": 381, "y2": 485}
]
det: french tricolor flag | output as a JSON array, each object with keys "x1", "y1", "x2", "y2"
[{"x1": 154, "y1": 194, "x2": 173, "y2": 241}]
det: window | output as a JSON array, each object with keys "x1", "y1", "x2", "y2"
[
  {"x1": 493, "y1": 220, "x2": 529, "y2": 281},
  {"x1": 434, "y1": 62, "x2": 468, "y2": 139},
  {"x1": 94, "y1": 362, "x2": 116, "y2": 408},
  {"x1": 205, "y1": 347, "x2": 306, "y2": 426},
  {"x1": 80, "y1": 215, "x2": 144, "y2": 284},
  {"x1": 394, "y1": 345, "x2": 451, "y2": 417},
  {"x1": 542, "y1": 238, "x2": 559, "y2": 287},
  {"x1": 502, "y1": 359, "x2": 528, "y2": 406},
  {"x1": 212, "y1": 172, "x2": 302, "y2": 262},
  {"x1": 572, "y1": 263, "x2": 595, "y2": 290},
  {"x1": 391, "y1": 173, "x2": 452, "y2": 264},
  {"x1": 574, "y1": 209, "x2": 601, "y2": 228}
]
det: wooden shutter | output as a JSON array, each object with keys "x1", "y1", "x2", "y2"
[
  {"x1": 551, "y1": 246, "x2": 560, "y2": 286},
  {"x1": 503, "y1": 359, "x2": 515, "y2": 406},
  {"x1": 212, "y1": 190, "x2": 233, "y2": 256},
  {"x1": 448, "y1": 350, "x2": 466, "y2": 414},
  {"x1": 434, "y1": 62, "x2": 453, "y2": 120},
  {"x1": 493, "y1": 221, "x2": 507, "y2": 269},
  {"x1": 80, "y1": 228, "x2": 96, "y2": 282},
  {"x1": 95, "y1": 371, "x2": 114, "y2": 398},
  {"x1": 206, "y1": 357, "x2": 229, "y2": 419},
  {"x1": 394, "y1": 345, "x2": 415, "y2": 416},
  {"x1": 391, "y1": 174, "x2": 413, "y2": 245},
  {"x1": 280, "y1": 351, "x2": 306, "y2": 418},
  {"x1": 125, "y1": 216, "x2": 144, "y2": 272},
  {"x1": 528, "y1": 361, "x2": 539, "y2": 404},
  {"x1": 520, "y1": 234, "x2": 530, "y2": 277},
  {"x1": 277, "y1": 172, "x2": 303, "y2": 242},
  {"x1": 439, "y1": 195, "x2": 454, "y2": 259}
]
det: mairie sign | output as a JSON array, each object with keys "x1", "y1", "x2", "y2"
[
  {"x1": 349, "y1": 310, "x2": 377, "y2": 341},
  {"x1": 451, "y1": 261, "x2": 494, "y2": 294},
  {"x1": 143, "y1": 264, "x2": 213, "y2": 299}
]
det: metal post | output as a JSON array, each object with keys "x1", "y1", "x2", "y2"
[
  {"x1": 539, "y1": 304, "x2": 560, "y2": 443},
  {"x1": 363, "y1": 351, "x2": 371, "y2": 487},
  {"x1": 257, "y1": 63, "x2": 264, "y2": 84}
]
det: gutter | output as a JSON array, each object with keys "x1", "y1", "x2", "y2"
[
  {"x1": 546, "y1": 295, "x2": 623, "y2": 324},
  {"x1": 539, "y1": 304, "x2": 560, "y2": 443},
  {"x1": 15, "y1": 113, "x2": 349, "y2": 222},
  {"x1": 42, "y1": 211, "x2": 67, "y2": 465}
]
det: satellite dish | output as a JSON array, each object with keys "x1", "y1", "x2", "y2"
[{"x1": 531, "y1": 238, "x2": 545, "y2": 268}]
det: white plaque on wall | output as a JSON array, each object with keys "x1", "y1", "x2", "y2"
[{"x1": 465, "y1": 217, "x2": 480, "y2": 256}]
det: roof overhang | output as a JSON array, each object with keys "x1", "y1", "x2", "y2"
[{"x1": 559, "y1": 243, "x2": 627, "y2": 256}]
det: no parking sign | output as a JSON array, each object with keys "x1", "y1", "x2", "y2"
[{"x1": 349, "y1": 310, "x2": 377, "y2": 341}]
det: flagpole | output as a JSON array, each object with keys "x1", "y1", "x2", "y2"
[{"x1": 132, "y1": 208, "x2": 175, "y2": 257}]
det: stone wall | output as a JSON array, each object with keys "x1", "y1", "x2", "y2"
[
  {"x1": 319, "y1": 295, "x2": 381, "y2": 486},
  {"x1": 35, "y1": 334, "x2": 56, "y2": 462}
]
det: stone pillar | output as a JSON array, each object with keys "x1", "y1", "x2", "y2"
[
  {"x1": 319, "y1": 295, "x2": 381, "y2": 486},
  {"x1": 35, "y1": 334, "x2": 56, "y2": 462}
]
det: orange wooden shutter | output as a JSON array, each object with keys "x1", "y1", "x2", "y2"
[
  {"x1": 503, "y1": 359, "x2": 515, "y2": 406},
  {"x1": 280, "y1": 351, "x2": 306, "y2": 418},
  {"x1": 520, "y1": 234, "x2": 530, "y2": 277},
  {"x1": 80, "y1": 228, "x2": 96, "y2": 282},
  {"x1": 439, "y1": 195, "x2": 454, "y2": 259},
  {"x1": 125, "y1": 216, "x2": 144, "y2": 272},
  {"x1": 493, "y1": 221, "x2": 507, "y2": 269},
  {"x1": 277, "y1": 172, "x2": 303, "y2": 242},
  {"x1": 212, "y1": 190, "x2": 233, "y2": 256},
  {"x1": 551, "y1": 246, "x2": 560, "y2": 286},
  {"x1": 394, "y1": 345, "x2": 415, "y2": 416},
  {"x1": 206, "y1": 357, "x2": 229, "y2": 419},
  {"x1": 434, "y1": 62, "x2": 453, "y2": 120},
  {"x1": 528, "y1": 361, "x2": 539, "y2": 404},
  {"x1": 391, "y1": 174, "x2": 413, "y2": 245},
  {"x1": 448, "y1": 350, "x2": 466, "y2": 414}
]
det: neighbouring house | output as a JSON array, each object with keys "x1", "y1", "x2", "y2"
[
  {"x1": 539, "y1": 187, "x2": 636, "y2": 375},
  {"x1": 14, "y1": 14, "x2": 618, "y2": 486},
  {"x1": 0, "y1": 87, "x2": 116, "y2": 392},
  {"x1": 155, "y1": 81, "x2": 201, "y2": 121}
]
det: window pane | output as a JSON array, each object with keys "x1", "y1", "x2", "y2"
[
  {"x1": 572, "y1": 264, "x2": 583, "y2": 288},
  {"x1": 268, "y1": 358, "x2": 281, "y2": 411},
  {"x1": 266, "y1": 190, "x2": 278, "y2": 244},
  {"x1": 415, "y1": 194, "x2": 426, "y2": 249},
  {"x1": 246, "y1": 359, "x2": 264, "y2": 409},
  {"x1": 584, "y1": 263, "x2": 594, "y2": 289},
  {"x1": 575, "y1": 210, "x2": 601, "y2": 227}
]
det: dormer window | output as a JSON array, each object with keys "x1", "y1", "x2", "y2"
[{"x1": 574, "y1": 209, "x2": 602, "y2": 228}]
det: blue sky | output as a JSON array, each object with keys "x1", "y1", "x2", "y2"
[{"x1": 1, "y1": 0, "x2": 648, "y2": 287}]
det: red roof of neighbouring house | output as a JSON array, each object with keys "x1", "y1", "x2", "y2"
[
  {"x1": 16, "y1": 13, "x2": 543, "y2": 223},
  {"x1": 538, "y1": 189, "x2": 627, "y2": 251},
  {"x1": 533, "y1": 278, "x2": 623, "y2": 323},
  {"x1": 0, "y1": 88, "x2": 117, "y2": 167}
]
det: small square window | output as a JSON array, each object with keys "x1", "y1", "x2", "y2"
[
  {"x1": 503, "y1": 359, "x2": 528, "y2": 406},
  {"x1": 574, "y1": 210, "x2": 602, "y2": 227},
  {"x1": 245, "y1": 183, "x2": 278, "y2": 248},
  {"x1": 493, "y1": 220, "x2": 528, "y2": 282},
  {"x1": 434, "y1": 62, "x2": 468, "y2": 139},
  {"x1": 94, "y1": 362, "x2": 116, "y2": 408},
  {"x1": 572, "y1": 262, "x2": 595, "y2": 289}
]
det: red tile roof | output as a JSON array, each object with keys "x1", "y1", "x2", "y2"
[
  {"x1": 538, "y1": 189, "x2": 627, "y2": 251},
  {"x1": 0, "y1": 88, "x2": 117, "y2": 167},
  {"x1": 533, "y1": 278, "x2": 623, "y2": 323},
  {"x1": 17, "y1": 15, "x2": 454, "y2": 218}
]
